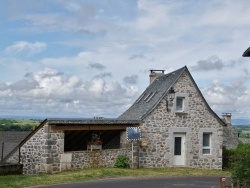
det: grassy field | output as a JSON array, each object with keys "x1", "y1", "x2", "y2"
[
  {"x1": 0, "y1": 119, "x2": 41, "y2": 131},
  {"x1": 0, "y1": 168, "x2": 231, "y2": 188},
  {"x1": 12, "y1": 119, "x2": 40, "y2": 127}
]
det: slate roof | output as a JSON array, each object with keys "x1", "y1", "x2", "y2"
[
  {"x1": 118, "y1": 66, "x2": 186, "y2": 120},
  {"x1": 118, "y1": 66, "x2": 226, "y2": 126},
  {"x1": 47, "y1": 118, "x2": 141, "y2": 126},
  {"x1": 0, "y1": 131, "x2": 31, "y2": 160}
]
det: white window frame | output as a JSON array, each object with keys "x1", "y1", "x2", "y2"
[
  {"x1": 176, "y1": 97, "x2": 185, "y2": 112},
  {"x1": 173, "y1": 93, "x2": 189, "y2": 113},
  {"x1": 202, "y1": 133, "x2": 212, "y2": 155}
]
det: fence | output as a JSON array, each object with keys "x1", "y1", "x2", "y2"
[
  {"x1": 222, "y1": 153, "x2": 250, "y2": 188},
  {"x1": 220, "y1": 177, "x2": 250, "y2": 188},
  {"x1": 0, "y1": 142, "x2": 20, "y2": 164}
]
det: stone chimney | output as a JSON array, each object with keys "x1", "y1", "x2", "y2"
[
  {"x1": 149, "y1": 70, "x2": 165, "y2": 84},
  {"x1": 222, "y1": 113, "x2": 232, "y2": 124}
]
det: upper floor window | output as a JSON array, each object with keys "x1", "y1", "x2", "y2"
[
  {"x1": 176, "y1": 97, "x2": 185, "y2": 112},
  {"x1": 202, "y1": 133, "x2": 211, "y2": 155},
  {"x1": 173, "y1": 93, "x2": 189, "y2": 113}
]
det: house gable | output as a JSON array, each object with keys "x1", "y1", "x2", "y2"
[
  {"x1": 139, "y1": 67, "x2": 224, "y2": 169},
  {"x1": 119, "y1": 66, "x2": 225, "y2": 127}
]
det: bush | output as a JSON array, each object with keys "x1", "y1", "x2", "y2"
[
  {"x1": 114, "y1": 154, "x2": 130, "y2": 168},
  {"x1": 230, "y1": 143, "x2": 250, "y2": 184}
]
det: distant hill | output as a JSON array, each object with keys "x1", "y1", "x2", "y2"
[{"x1": 232, "y1": 119, "x2": 250, "y2": 126}]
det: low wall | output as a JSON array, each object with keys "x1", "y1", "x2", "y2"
[
  {"x1": 60, "y1": 149, "x2": 131, "y2": 171},
  {"x1": 0, "y1": 163, "x2": 23, "y2": 175},
  {"x1": 239, "y1": 138, "x2": 250, "y2": 144}
]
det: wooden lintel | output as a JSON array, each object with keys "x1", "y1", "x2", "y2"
[{"x1": 50, "y1": 125, "x2": 129, "y2": 131}]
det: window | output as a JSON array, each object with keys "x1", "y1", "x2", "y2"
[
  {"x1": 173, "y1": 93, "x2": 189, "y2": 113},
  {"x1": 176, "y1": 97, "x2": 184, "y2": 112},
  {"x1": 136, "y1": 93, "x2": 145, "y2": 103},
  {"x1": 146, "y1": 92, "x2": 156, "y2": 102},
  {"x1": 202, "y1": 133, "x2": 211, "y2": 154}
]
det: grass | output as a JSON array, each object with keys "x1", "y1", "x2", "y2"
[
  {"x1": 0, "y1": 168, "x2": 231, "y2": 188},
  {"x1": 12, "y1": 119, "x2": 40, "y2": 127}
]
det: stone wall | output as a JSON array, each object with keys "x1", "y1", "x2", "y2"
[
  {"x1": 6, "y1": 124, "x2": 64, "y2": 174},
  {"x1": 139, "y1": 71, "x2": 223, "y2": 169},
  {"x1": 6, "y1": 123, "x2": 133, "y2": 174},
  {"x1": 223, "y1": 123, "x2": 239, "y2": 149},
  {"x1": 0, "y1": 164, "x2": 23, "y2": 175},
  {"x1": 239, "y1": 137, "x2": 250, "y2": 144},
  {"x1": 63, "y1": 149, "x2": 131, "y2": 170}
]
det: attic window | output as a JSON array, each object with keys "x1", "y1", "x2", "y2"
[
  {"x1": 136, "y1": 93, "x2": 145, "y2": 103},
  {"x1": 144, "y1": 93, "x2": 152, "y2": 101},
  {"x1": 146, "y1": 92, "x2": 157, "y2": 102}
]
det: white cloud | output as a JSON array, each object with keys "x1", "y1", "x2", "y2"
[
  {"x1": 1, "y1": 0, "x2": 250, "y2": 120},
  {"x1": 5, "y1": 41, "x2": 46, "y2": 56},
  {"x1": 201, "y1": 69, "x2": 250, "y2": 118},
  {"x1": 0, "y1": 68, "x2": 140, "y2": 118}
]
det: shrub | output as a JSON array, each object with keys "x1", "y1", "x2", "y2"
[
  {"x1": 230, "y1": 143, "x2": 250, "y2": 184},
  {"x1": 114, "y1": 154, "x2": 130, "y2": 168}
]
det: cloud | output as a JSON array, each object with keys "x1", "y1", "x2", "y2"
[
  {"x1": 5, "y1": 41, "x2": 46, "y2": 56},
  {"x1": 191, "y1": 56, "x2": 225, "y2": 71},
  {"x1": 201, "y1": 69, "x2": 250, "y2": 118},
  {"x1": 129, "y1": 54, "x2": 145, "y2": 60},
  {"x1": 87, "y1": 62, "x2": 106, "y2": 70},
  {"x1": 123, "y1": 75, "x2": 138, "y2": 85},
  {"x1": 2, "y1": 0, "x2": 250, "y2": 120},
  {"x1": 192, "y1": 56, "x2": 225, "y2": 71},
  {"x1": 0, "y1": 68, "x2": 140, "y2": 118}
]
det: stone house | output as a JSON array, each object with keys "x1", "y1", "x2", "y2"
[{"x1": 4, "y1": 66, "x2": 229, "y2": 174}]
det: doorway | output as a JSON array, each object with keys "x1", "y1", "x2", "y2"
[{"x1": 173, "y1": 133, "x2": 186, "y2": 166}]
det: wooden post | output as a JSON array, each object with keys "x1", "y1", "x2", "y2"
[
  {"x1": 131, "y1": 141, "x2": 134, "y2": 168},
  {"x1": 18, "y1": 144, "x2": 21, "y2": 164},
  {"x1": 237, "y1": 179, "x2": 240, "y2": 188},
  {"x1": 219, "y1": 177, "x2": 226, "y2": 188},
  {"x1": 243, "y1": 180, "x2": 247, "y2": 188},
  {"x1": 1, "y1": 142, "x2": 4, "y2": 162},
  {"x1": 231, "y1": 178, "x2": 234, "y2": 188}
]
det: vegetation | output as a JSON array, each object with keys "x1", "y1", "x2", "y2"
[
  {"x1": 234, "y1": 125, "x2": 250, "y2": 138},
  {"x1": 114, "y1": 154, "x2": 130, "y2": 168},
  {"x1": 0, "y1": 168, "x2": 230, "y2": 188},
  {"x1": 0, "y1": 119, "x2": 41, "y2": 131},
  {"x1": 224, "y1": 143, "x2": 250, "y2": 184}
]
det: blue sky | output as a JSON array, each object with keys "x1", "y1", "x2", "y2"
[{"x1": 1, "y1": 0, "x2": 250, "y2": 120}]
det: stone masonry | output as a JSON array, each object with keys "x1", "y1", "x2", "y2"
[
  {"x1": 6, "y1": 124, "x2": 133, "y2": 174},
  {"x1": 138, "y1": 71, "x2": 223, "y2": 169}
]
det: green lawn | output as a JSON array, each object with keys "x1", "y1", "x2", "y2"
[{"x1": 0, "y1": 168, "x2": 231, "y2": 188}]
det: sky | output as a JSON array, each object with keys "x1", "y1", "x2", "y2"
[{"x1": 1, "y1": 0, "x2": 250, "y2": 120}]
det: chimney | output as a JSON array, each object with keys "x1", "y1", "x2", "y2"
[
  {"x1": 222, "y1": 113, "x2": 232, "y2": 124},
  {"x1": 149, "y1": 70, "x2": 165, "y2": 84}
]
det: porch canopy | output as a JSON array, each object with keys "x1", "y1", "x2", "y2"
[
  {"x1": 48, "y1": 118, "x2": 141, "y2": 151},
  {"x1": 48, "y1": 118, "x2": 141, "y2": 131}
]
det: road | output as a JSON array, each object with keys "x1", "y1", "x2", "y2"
[{"x1": 33, "y1": 176, "x2": 226, "y2": 188}]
